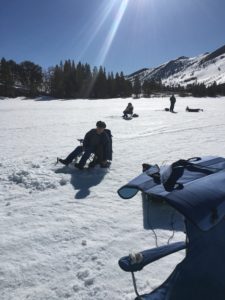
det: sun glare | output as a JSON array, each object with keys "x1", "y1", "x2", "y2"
[
  {"x1": 96, "y1": 0, "x2": 129, "y2": 66},
  {"x1": 84, "y1": 0, "x2": 129, "y2": 96},
  {"x1": 76, "y1": 1, "x2": 116, "y2": 62},
  {"x1": 76, "y1": 0, "x2": 129, "y2": 65}
]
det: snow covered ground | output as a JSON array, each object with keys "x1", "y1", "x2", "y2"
[{"x1": 1, "y1": 96, "x2": 225, "y2": 300}]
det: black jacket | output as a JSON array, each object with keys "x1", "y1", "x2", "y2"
[
  {"x1": 124, "y1": 105, "x2": 133, "y2": 115},
  {"x1": 83, "y1": 129, "x2": 111, "y2": 160},
  {"x1": 170, "y1": 96, "x2": 176, "y2": 104}
]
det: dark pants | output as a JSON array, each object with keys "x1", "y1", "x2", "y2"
[
  {"x1": 123, "y1": 111, "x2": 132, "y2": 118},
  {"x1": 170, "y1": 102, "x2": 175, "y2": 112},
  {"x1": 65, "y1": 145, "x2": 94, "y2": 167},
  {"x1": 95, "y1": 146, "x2": 104, "y2": 163}
]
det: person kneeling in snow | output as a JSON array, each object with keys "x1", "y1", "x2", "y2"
[
  {"x1": 58, "y1": 121, "x2": 111, "y2": 170},
  {"x1": 123, "y1": 102, "x2": 134, "y2": 118}
]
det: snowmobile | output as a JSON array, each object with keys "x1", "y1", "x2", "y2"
[{"x1": 117, "y1": 156, "x2": 225, "y2": 300}]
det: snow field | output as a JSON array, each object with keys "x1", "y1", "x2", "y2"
[{"x1": 1, "y1": 97, "x2": 225, "y2": 299}]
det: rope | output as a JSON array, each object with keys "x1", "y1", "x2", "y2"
[
  {"x1": 167, "y1": 210, "x2": 175, "y2": 245},
  {"x1": 146, "y1": 195, "x2": 177, "y2": 247},
  {"x1": 146, "y1": 196, "x2": 159, "y2": 248},
  {"x1": 131, "y1": 272, "x2": 141, "y2": 298}
]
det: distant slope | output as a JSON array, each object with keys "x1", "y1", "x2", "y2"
[{"x1": 127, "y1": 45, "x2": 225, "y2": 87}]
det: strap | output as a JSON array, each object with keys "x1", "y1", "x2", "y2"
[{"x1": 162, "y1": 158, "x2": 216, "y2": 192}]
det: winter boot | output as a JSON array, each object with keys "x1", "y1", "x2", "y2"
[
  {"x1": 57, "y1": 158, "x2": 69, "y2": 166},
  {"x1": 74, "y1": 163, "x2": 84, "y2": 170}
]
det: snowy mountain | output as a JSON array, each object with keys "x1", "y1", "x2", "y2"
[{"x1": 127, "y1": 45, "x2": 225, "y2": 87}]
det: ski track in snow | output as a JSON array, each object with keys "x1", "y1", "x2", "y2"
[
  {"x1": 116, "y1": 122, "x2": 225, "y2": 141},
  {"x1": 0, "y1": 97, "x2": 225, "y2": 300}
]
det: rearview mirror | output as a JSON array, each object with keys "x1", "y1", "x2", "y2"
[{"x1": 117, "y1": 186, "x2": 139, "y2": 199}]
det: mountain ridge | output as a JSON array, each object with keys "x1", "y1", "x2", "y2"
[{"x1": 127, "y1": 44, "x2": 225, "y2": 87}]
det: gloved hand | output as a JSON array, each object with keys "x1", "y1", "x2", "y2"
[{"x1": 100, "y1": 160, "x2": 109, "y2": 168}]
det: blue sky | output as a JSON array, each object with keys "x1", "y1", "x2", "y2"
[{"x1": 0, "y1": 0, "x2": 225, "y2": 74}]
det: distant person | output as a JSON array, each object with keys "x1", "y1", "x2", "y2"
[
  {"x1": 58, "y1": 121, "x2": 111, "y2": 169},
  {"x1": 123, "y1": 102, "x2": 134, "y2": 118},
  {"x1": 170, "y1": 94, "x2": 176, "y2": 112},
  {"x1": 186, "y1": 106, "x2": 203, "y2": 112}
]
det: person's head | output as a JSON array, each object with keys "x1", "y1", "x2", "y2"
[
  {"x1": 96, "y1": 121, "x2": 106, "y2": 134},
  {"x1": 128, "y1": 102, "x2": 132, "y2": 106}
]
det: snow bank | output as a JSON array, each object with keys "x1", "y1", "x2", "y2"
[{"x1": 1, "y1": 160, "x2": 68, "y2": 192}]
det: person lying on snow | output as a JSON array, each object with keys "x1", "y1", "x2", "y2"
[
  {"x1": 58, "y1": 121, "x2": 111, "y2": 169},
  {"x1": 186, "y1": 106, "x2": 203, "y2": 112},
  {"x1": 123, "y1": 102, "x2": 134, "y2": 118}
]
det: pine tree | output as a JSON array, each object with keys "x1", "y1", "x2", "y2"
[
  {"x1": 133, "y1": 76, "x2": 141, "y2": 98},
  {"x1": 124, "y1": 79, "x2": 132, "y2": 97},
  {"x1": 0, "y1": 58, "x2": 15, "y2": 96},
  {"x1": 42, "y1": 67, "x2": 54, "y2": 94},
  {"x1": 50, "y1": 64, "x2": 65, "y2": 98},
  {"x1": 142, "y1": 80, "x2": 151, "y2": 97},
  {"x1": 94, "y1": 66, "x2": 107, "y2": 98},
  {"x1": 18, "y1": 61, "x2": 42, "y2": 97},
  {"x1": 107, "y1": 72, "x2": 115, "y2": 98},
  {"x1": 84, "y1": 63, "x2": 92, "y2": 98}
]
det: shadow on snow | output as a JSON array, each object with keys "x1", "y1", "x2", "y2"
[{"x1": 55, "y1": 166, "x2": 107, "y2": 199}]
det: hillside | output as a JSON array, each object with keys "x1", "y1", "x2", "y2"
[{"x1": 127, "y1": 45, "x2": 225, "y2": 87}]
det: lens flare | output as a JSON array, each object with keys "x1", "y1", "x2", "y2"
[
  {"x1": 76, "y1": 1, "x2": 117, "y2": 62},
  {"x1": 84, "y1": 0, "x2": 129, "y2": 97},
  {"x1": 96, "y1": 0, "x2": 129, "y2": 66}
]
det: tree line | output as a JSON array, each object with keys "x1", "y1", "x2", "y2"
[
  {"x1": 133, "y1": 76, "x2": 225, "y2": 98},
  {"x1": 0, "y1": 58, "x2": 132, "y2": 98},
  {"x1": 0, "y1": 58, "x2": 42, "y2": 97},
  {"x1": 1, "y1": 57, "x2": 225, "y2": 98}
]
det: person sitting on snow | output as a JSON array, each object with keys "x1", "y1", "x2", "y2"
[
  {"x1": 123, "y1": 102, "x2": 134, "y2": 118},
  {"x1": 58, "y1": 121, "x2": 111, "y2": 169}
]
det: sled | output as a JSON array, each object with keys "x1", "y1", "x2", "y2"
[
  {"x1": 122, "y1": 113, "x2": 139, "y2": 120},
  {"x1": 122, "y1": 115, "x2": 133, "y2": 120},
  {"x1": 164, "y1": 108, "x2": 177, "y2": 113}
]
